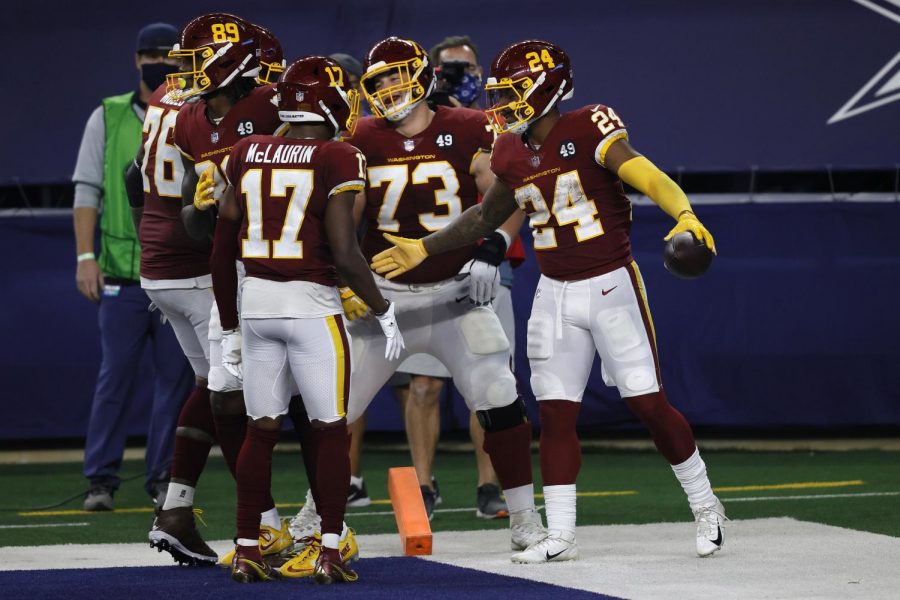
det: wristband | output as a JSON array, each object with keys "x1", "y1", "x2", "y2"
[
  {"x1": 77, "y1": 252, "x2": 96, "y2": 263},
  {"x1": 473, "y1": 231, "x2": 508, "y2": 266}
]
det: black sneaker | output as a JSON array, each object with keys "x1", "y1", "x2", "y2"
[
  {"x1": 431, "y1": 477, "x2": 442, "y2": 506},
  {"x1": 347, "y1": 479, "x2": 371, "y2": 508},
  {"x1": 476, "y1": 483, "x2": 509, "y2": 519},
  {"x1": 420, "y1": 485, "x2": 437, "y2": 520},
  {"x1": 83, "y1": 482, "x2": 115, "y2": 512}
]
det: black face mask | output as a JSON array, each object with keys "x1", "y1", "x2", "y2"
[{"x1": 141, "y1": 62, "x2": 179, "y2": 91}]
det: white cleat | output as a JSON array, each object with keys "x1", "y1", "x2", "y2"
[
  {"x1": 289, "y1": 489, "x2": 321, "y2": 541},
  {"x1": 509, "y1": 510, "x2": 548, "y2": 551},
  {"x1": 694, "y1": 498, "x2": 727, "y2": 557},
  {"x1": 511, "y1": 530, "x2": 578, "y2": 564}
]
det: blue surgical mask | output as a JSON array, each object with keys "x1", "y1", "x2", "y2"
[
  {"x1": 141, "y1": 62, "x2": 179, "y2": 91},
  {"x1": 452, "y1": 73, "x2": 483, "y2": 106}
]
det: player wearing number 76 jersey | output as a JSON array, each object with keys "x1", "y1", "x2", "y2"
[{"x1": 372, "y1": 39, "x2": 726, "y2": 562}]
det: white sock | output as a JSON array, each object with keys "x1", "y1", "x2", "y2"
[
  {"x1": 504, "y1": 483, "x2": 536, "y2": 515},
  {"x1": 162, "y1": 483, "x2": 194, "y2": 511},
  {"x1": 322, "y1": 532, "x2": 340, "y2": 549},
  {"x1": 350, "y1": 475, "x2": 364, "y2": 488},
  {"x1": 671, "y1": 447, "x2": 717, "y2": 511},
  {"x1": 543, "y1": 484, "x2": 577, "y2": 537},
  {"x1": 237, "y1": 538, "x2": 257, "y2": 547},
  {"x1": 260, "y1": 507, "x2": 281, "y2": 529}
]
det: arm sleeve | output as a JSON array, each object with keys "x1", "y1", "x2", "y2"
[{"x1": 72, "y1": 106, "x2": 105, "y2": 209}]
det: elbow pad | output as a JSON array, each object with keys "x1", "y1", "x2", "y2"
[{"x1": 617, "y1": 156, "x2": 691, "y2": 218}]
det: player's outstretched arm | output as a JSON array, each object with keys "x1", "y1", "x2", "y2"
[
  {"x1": 325, "y1": 192, "x2": 390, "y2": 314},
  {"x1": 370, "y1": 178, "x2": 519, "y2": 279},
  {"x1": 179, "y1": 155, "x2": 216, "y2": 241},
  {"x1": 606, "y1": 139, "x2": 716, "y2": 253}
]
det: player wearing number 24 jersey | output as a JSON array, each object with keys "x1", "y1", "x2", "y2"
[{"x1": 372, "y1": 39, "x2": 726, "y2": 563}]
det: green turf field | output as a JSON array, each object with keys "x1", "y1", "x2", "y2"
[{"x1": 1, "y1": 448, "x2": 898, "y2": 547}]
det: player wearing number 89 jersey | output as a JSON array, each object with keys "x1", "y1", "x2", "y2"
[{"x1": 371, "y1": 39, "x2": 725, "y2": 562}]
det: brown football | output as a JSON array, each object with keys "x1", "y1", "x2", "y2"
[{"x1": 664, "y1": 231, "x2": 713, "y2": 279}]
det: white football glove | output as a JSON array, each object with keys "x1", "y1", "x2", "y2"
[
  {"x1": 468, "y1": 259, "x2": 500, "y2": 306},
  {"x1": 375, "y1": 301, "x2": 405, "y2": 361},
  {"x1": 221, "y1": 328, "x2": 243, "y2": 381}
]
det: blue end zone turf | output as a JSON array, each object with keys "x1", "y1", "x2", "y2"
[{"x1": 1, "y1": 557, "x2": 621, "y2": 599}]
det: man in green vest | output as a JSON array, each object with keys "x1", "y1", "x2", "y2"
[{"x1": 72, "y1": 23, "x2": 194, "y2": 511}]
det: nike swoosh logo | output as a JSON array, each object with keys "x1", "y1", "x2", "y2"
[
  {"x1": 601, "y1": 286, "x2": 617, "y2": 296},
  {"x1": 712, "y1": 526, "x2": 723, "y2": 546},
  {"x1": 546, "y1": 549, "x2": 566, "y2": 560}
]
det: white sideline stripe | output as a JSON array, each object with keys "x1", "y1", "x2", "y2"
[
  {"x1": 348, "y1": 503, "x2": 546, "y2": 518},
  {"x1": 2, "y1": 518, "x2": 899, "y2": 599},
  {"x1": 728, "y1": 491, "x2": 900, "y2": 503},
  {"x1": 0, "y1": 522, "x2": 88, "y2": 530}
]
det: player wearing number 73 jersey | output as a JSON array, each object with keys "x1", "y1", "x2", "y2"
[{"x1": 372, "y1": 39, "x2": 726, "y2": 562}]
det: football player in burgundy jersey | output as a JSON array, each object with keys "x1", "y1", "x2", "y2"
[
  {"x1": 373, "y1": 40, "x2": 725, "y2": 562},
  {"x1": 134, "y1": 14, "x2": 293, "y2": 567},
  {"x1": 291, "y1": 37, "x2": 547, "y2": 556},
  {"x1": 209, "y1": 56, "x2": 399, "y2": 584}
]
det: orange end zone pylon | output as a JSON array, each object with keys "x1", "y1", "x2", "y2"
[{"x1": 387, "y1": 466, "x2": 432, "y2": 555}]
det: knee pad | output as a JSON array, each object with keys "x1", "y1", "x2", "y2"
[
  {"x1": 530, "y1": 369, "x2": 567, "y2": 400},
  {"x1": 527, "y1": 310, "x2": 553, "y2": 360},
  {"x1": 595, "y1": 307, "x2": 649, "y2": 361},
  {"x1": 476, "y1": 397, "x2": 528, "y2": 432},
  {"x1": 467, "y1": 362, "x2": 517, "y2": 410},
  {"x1": 460, "y1": 307, "x2": 510, "y2": 355},
  {"x1": 619, "y1": 366, "x2": 659, "y2": 396}
]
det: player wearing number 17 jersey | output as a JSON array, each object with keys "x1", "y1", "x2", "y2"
[
  {"x1": 210, "y1": 56, "x2": 401, "y2": 583},
  {"x1": 372, "y1": 39, "x2": 726, "y2": 562}
]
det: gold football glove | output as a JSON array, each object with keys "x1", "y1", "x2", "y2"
[
  {"x1": 339, "y1": 287, "x2": 370, "y2": 321},
  {"x1": 193, "y1": 165, "x2": 217, "y2": 211},
  {"x1": 370, "y1": 234, "x2": 428, "y2": 279},
  {"x1": 665, "y1": 211, "x2": 716, "y2": 254}
]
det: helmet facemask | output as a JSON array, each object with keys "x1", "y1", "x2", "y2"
[
  {"x1": 257, "y1": 58, "x2": 286, "y2": 85},
  {"x1": 166, "y1": 42, "x2": 257, "y2": 102},
  {"x1": 484, "y1": 72, "x2": 547, "y2": 135},
  {"x1": 361, "y1": 58, "x2": 429, "y2": 121}
]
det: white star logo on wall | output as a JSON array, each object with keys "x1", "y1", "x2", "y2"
[{"x1": 828, "y1": 0, "x2": 900, "y2": 124}]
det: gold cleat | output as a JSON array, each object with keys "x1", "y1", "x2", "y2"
[
  {"x1": 229, "y1": 546, "x2": 277, "y2": 583},
  {"x1": 279, "y1": 528, "x2": 359, "y2": 578},
  {"x1": 220, "y1": 519, "x2": 295, "y2": 566}
]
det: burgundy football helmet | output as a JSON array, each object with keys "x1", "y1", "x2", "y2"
[
  {"x1": 484, "y1": 40, "x2": 574, "y2": 134},
  {"x1": 167, "y1": 13, "x2": 259, "y2": 101},
  {"x1": 360, "y1": 37, "x2": 434, "y2": 121},
  {"x1": 255, "y1": 24, "x2": 285, "y2": 85},
  {"x1": 277, "y1": 56, "x2": 361, "y2": 137}
]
